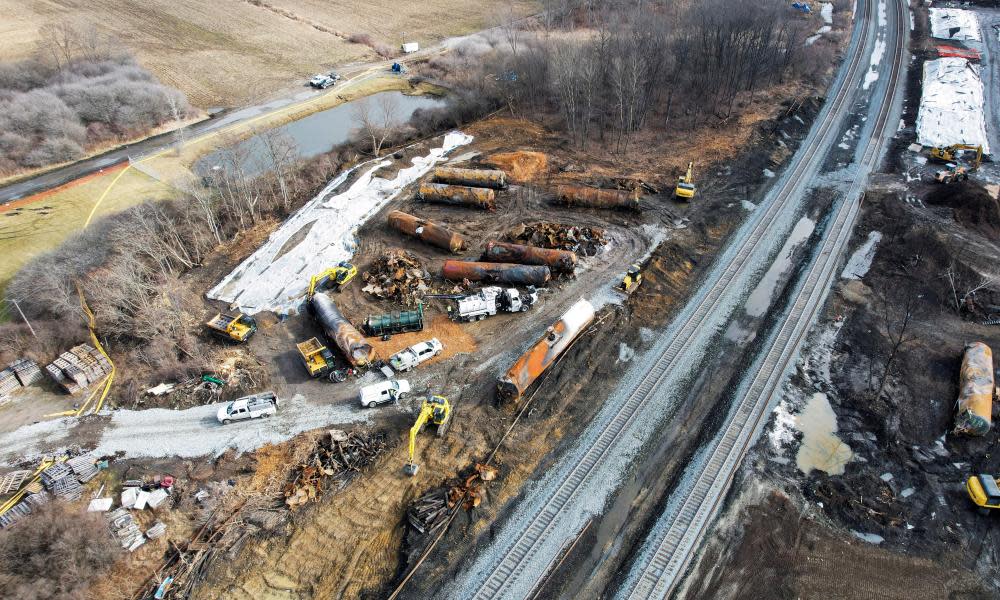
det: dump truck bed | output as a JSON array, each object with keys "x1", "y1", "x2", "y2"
[
  {"x1": 297, "y1": 338, "x2": 332, "y2": 376},
  {"x1": 205, "y1": 313, "x2": 236, "y2": 331}
]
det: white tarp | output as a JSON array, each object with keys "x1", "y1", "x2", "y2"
[
  {"x1": 208, "y1": 132, "x2": 473, "y2": 314},
  {"x1": 915, "y1": 58, "x2": 990, "y2": 153},
  {"x1": 929, "y1": 8, "x2": 981, "y2": 42}
]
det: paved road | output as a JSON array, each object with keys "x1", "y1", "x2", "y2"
[{"x1": 436, "y1": 0, "x2": 907, "y2": 598}]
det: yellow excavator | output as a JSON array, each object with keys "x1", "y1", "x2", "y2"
[
  {"x1": 674, "y1": 161, "x2": 696, "y2": 200},
  {"x1": 930, "y1": 144, "x2": 983, "y2": 170},
  {"x1": 306, "y1": 262, "x2": 357, "y2": 300},
  {"x1": 403, "y1": 395, "x2": 452, "y2": 476},
  {"x1": 616, "y1": 263, "x2": 643, "y2": 294}
]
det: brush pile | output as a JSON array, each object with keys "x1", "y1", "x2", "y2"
[{"x1": 284, "y1": 429, "x2": 389, "y2": 508}]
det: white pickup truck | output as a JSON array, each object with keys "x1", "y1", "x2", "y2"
[
  {"x1": 217, "y1": 392, "x2": 278, "y2": 424},
  {"x1": 389, "y1": 338, "x2": 443, "y2": 372}
]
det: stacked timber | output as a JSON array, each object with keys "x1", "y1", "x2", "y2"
[{"x1": 45, "y1": 344, "x2": 112, "y2": 394}]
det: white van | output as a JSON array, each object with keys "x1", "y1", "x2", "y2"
[{"x1": 359, "y1": 380, "x2": 410, "y2": 408}]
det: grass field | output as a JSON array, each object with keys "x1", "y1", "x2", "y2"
[{"x1": 1, "y1": 0, "x2": 534, "y2": 107}]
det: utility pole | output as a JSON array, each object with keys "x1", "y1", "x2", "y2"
[{"x1": 8, "y1": 299, "x2": 37, "y2": 338}]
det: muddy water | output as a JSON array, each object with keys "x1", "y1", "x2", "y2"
[
  {"x1": 196, "y1": 91, "x2": 446, "y2": 176},
  {"x1": 795, "y1": 392, "x2": 853, "y2": 475}
]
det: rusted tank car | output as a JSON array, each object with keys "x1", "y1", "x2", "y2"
[
  {"x1": 433, "y1": 167, "x2": 508, "y2": 190},
  {"x1": 954, "y1": 341, "x2": 994, "y2": 436},
  {"x1": 554, "y1": 185, "x2": 639, "y2": 210},
  {"x1": 441, "y1": 261, "x2": 550, "y2": 286},
  {"x1": 497, "y1": 298, "x2": 596, "y2": 402},
  {"x1": 387, "y1": 210, "x2": 466, "y2": 253},
  {"x1": 481, "y1": 241, "x2": 577, "y2": 274},
  {"x1": 418, "y1": 183, "x2": 496, "y2": 210},
  {"x1": 312, "y1": 294, "x2": 375, "y2": 367}
]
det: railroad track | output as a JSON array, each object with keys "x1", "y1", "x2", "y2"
[
  {"x1": 465, "y1": 0, "x2": 891, "y2": 597},
  {"x1": 619, "y1": 0, "x2": 907, "y2": 597}
]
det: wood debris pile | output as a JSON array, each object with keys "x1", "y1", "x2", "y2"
[
  {"x1": 284, "y1": 429, "x2": 388, "y2": 508},
  {"x1": 407, "y1": 463, "x2": 499, "y2": 534},
  {"x1": 362, "y1": 249, "x2": 430, "y2": 305},
  {"x1": 506, "y1": 222, "x2": 607, "y2": 257}
]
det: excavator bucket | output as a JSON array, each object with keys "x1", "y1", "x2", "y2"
[{"x1": 403, "y1": 462, "x2": 419, "y2": 476}]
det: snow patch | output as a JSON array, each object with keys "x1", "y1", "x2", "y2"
[
  {"x1": 617, "y1": 343, "x2": 635, "y2": 364},
  {"x1": 841, "y1": 230, "x2": 881, "y2": 280},
  {"x1": 207, "y1": 132, "x2": 473, "y2": 314},
  {"x1": 916, "y1": 58, "x2": 990, "y2": 154},
  {"x1": 741, "y1": 200, "x2": 757, "y2": 212},
  {"x1": 821, "y1": 2, "x2": 833, "y2": 24},
  {"x1": 929, "y1": 8, "x2": 981, "y2": 42},
  {"x1": 763, "y1": 168, "x2": 775, "y2": 178}
]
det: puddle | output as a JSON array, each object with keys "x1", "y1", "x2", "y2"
[
  {"x1": 795, "y1": 392, "x2": 853, "y2": 475},
  {"x1": 196, "y1": 91, "x2": 446, "y2": 177},
  {"x1": 743, "y1": 216, "x2": 815, "y2": 318}
]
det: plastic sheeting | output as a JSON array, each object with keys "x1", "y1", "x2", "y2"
[
  {"x1": 915, "y1": 58, "x2": 990, "y2": 154},
  {"x1": 929, "y1": 8, "x2": 981, "y2": 42}
]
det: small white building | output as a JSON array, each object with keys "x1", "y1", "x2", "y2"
[{"x1": 401, "y1": 42, "x2": 419, "y2": 54}]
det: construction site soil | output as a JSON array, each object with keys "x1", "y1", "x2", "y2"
[
  {"x1": 111, "y1": 90, "x2": 824, "y2": 599},
  {"x1": 682, "y1": 184, "x2": 1000, "y2": 598}
]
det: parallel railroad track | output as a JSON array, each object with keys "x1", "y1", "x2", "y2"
[
  {"x1": 621, "y1": 0, "x2": 907, "y2": 596},
  {"x1": 468, "y1": 0, "x2": 892, "y2": 596}
]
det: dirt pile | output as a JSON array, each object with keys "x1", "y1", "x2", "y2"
[
  {"x1": 505, "y1": 222, "x2": 607, "y2": 257},
  {"x1": 362, "y1": 249, "x2": 430, "y2": 305},
  {"x1": 485, "y1": 151, "x2": 548, "y2": 183},
  {"x1": 924, "y1": 181, "x2": 1000, "y2": 238}
]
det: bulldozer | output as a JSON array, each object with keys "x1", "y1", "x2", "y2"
[
  {"x1": 403, "y1": 395, "x2": 452, "y2": 476},
  {"x1": 616, "y1": 263, "x2": 643, "y2": 294},
  {"x1": 306, "y1": 262, "x2": 357, "y2": 300},
  {"x1": 930, "y1": 144, "x2": 983, "y2": 169},
  {"x1": 674, "y1": 161, "x2": 696, "y2": 200},
  {"x1": 967, "y1": 474, "x2": 1000, "y2": 510},
  {"x1": 204, "y1": 311, "x2": 257, "y2": 343}
]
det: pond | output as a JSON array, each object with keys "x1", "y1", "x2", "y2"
[{"x1": 196, "y1": 91, "x2": 446, "y2": 177}]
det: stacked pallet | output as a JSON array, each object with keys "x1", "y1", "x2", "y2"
[
  {"x1": 67, "y1": 455, "x2": 99, "y2": 482},
  {"x1": 0, "y1": 491, "x2": 50, "y2": 529},
  {"x1": 0, "y1": 469, "x2": 31, "y2": 494},
  {"x1": 107, "y1": 508, "x2": 145, "y2": 552},
  {"x1": 40, "y1": 463, "x2": 83, "y2": 501},
  {"x1": 45, "y1": 344, "x2": 112, "y2": 395},
  {"x1": 0, "y1": 368, "x2": 18, "y2": 402}
]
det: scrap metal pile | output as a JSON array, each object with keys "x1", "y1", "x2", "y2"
[
  {"x1": 406, "y1": 463, "x2": 498, "y2": 534},
  {"x1": 284, "y1": 429, "x2": 389, "y2": 508},
  {"x1": 505, "y1": 222, "x2": 607, "y2": 257},
  {"x1": 362, "y1": 249, "x2": 430, "y2": 305}
]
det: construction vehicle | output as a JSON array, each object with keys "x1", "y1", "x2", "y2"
[
  {"x1": 934, "y1": 164, "x2": 970, "y2": 184},
  {"x1": 674, "y1": 161, "x2": 696, "y2": 200},
  {"x1": 445, "y1": 287, "x2": 537, "y2": 322},
  {"x1": 307, "y1": 262, "x2": 357, "y2": 300},
  {"x1": 930, "y1": 144, "x2": 983, "y2": 169},
  {"x1": 616, "y1": 263, "x2": 643, "y2": 294},
  {"x1": 204, "y1": 311, "x2": 257, "y2": 343},
  {"x1": 967, "y1": 474, "x2": 1000, "y2": 509},
  {"x1": 296, "y1": 338, "x2": 340, "y2": 381},
  {"x1": 216, "y1": 392, "x2": 277, "y2": 424},
  {"x1": 403, "y1": 395, "x2": 452, "y2": 476}
]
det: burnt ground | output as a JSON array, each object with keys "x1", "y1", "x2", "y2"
[{"x1": 683, "y1": 184, "x2": 1000, "y2": 599}]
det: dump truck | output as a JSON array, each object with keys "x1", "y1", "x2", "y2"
[
  {"x1": 296, "y1": 338, "x2": 338, "y2": 380},
  {"x1": 364, "y1": 303, "x2": 424, "y2": 337},
  {"x1": 205, "y1": 311, "x2": 257, "y2": 343},
  {"x1": 447, "y1": 287, "x2": 537, "y2": 321}
]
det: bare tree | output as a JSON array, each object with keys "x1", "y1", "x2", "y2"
[
  {"x1": 256, "y1": 127, "x2": 300, "y2": 211},
  {"x1": 353, "y1": 94, "x2": 400, "y2": 157},
  {"x1": 868, "y1": 278, "x2": 922, "y2": 399},
  {"x1": 944, "y1": 261, "x2": 997, "y2": 315}
]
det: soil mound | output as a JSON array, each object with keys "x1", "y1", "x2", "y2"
[
  {"x1": 486, "y1": 151, "x2": 548, "y2": 183},
  {"x1": 924, "y1": 181, "x2": 1000, "y2": 237}
]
